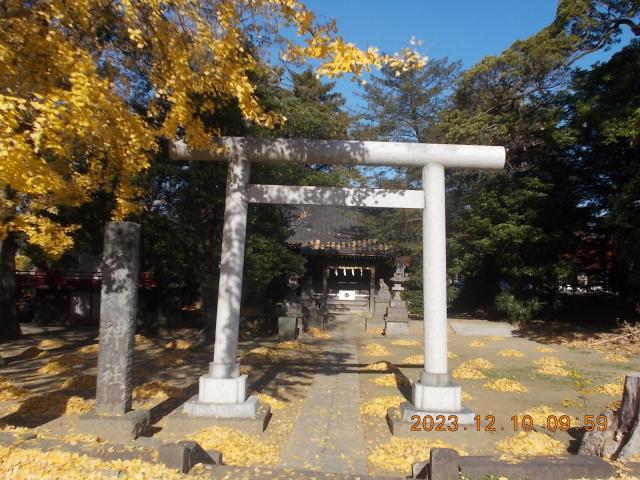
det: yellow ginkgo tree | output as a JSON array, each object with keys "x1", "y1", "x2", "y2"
[{"x1": 0, "y1": 0, "x2": 425, "y2": 337}]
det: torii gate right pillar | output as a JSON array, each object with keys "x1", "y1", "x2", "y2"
[{"x1": 403, "y1": 162, "x2": 473, "y2": 422}]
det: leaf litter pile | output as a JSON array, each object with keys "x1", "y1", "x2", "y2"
[
  {"x1": 360, "y1": 361, "x2": 395, "y2": 372},
  {"x1": 0, "y1": 377, "x2": 30, "y2": 401},
  {"x1": 307, "y1": 327, "x2": 331, "y2": 340},
  {"x1": 498, "y1": 349, "x2": 525, "y2": 358},
  {"x1": 240, "y1": 347, "x2": 283, "y2": 364},
  {"x1": 517, "y1": 405, "x2": 567, "y2": 425},
  {"x1": 401, "y1": 355, "x2": 423, "y2": 364},
  {"x1": 371, "y1": 373, "x2": 410, "y2": 387},
  {"x1": 38, "y1": 338, "x2": 66, "y2": 349},
  {"x1": 534, "y1": 356, "x2": 571, "y2": 376},
  {"x1": 275, "y1": 340, "x2": 304, "y2": 349},
  {"x1": 362, "y1": 343, "x2": 391, "y2": 357},
  {"x1": 595, "y1": 376, "x2": 626, "y2": 396},
  {"x1": 400, "y1": 352, "x2": 457, "y2": 363},
  {"x1": 0, "y1": 444, "x2": 190, "y2": 479},
  {"x1": 452, "y1": 365, "x2": 486, "y2": 380},
  {"x1": 390, "y1": 339, "x2": 420, "y2": 346},
  {"x1": 164, "y1": 339, "x2": 193, "y2": 350},
  {"x1": 483, "y1": 378, "x2": 528, "y2": 393},
  {"x1": 604, "y1": 352, "x2": 629, "y2": 363},
  {"x1": 462, "y1": 358, "x2": 494, "y2": 370},
  {"x1": 37, "y1": 353, "x2": 84, "y2": 375},
  {"x1": 452, "y1": 358, "x2": 494, "y2": 380},
  {"x1": 60, "y1": 374, "x2": 96, "y2": 391},
  {"x1": 465, "y1": 340, "x2": 486, "y2": 348},
  {"x1": 368, "y1": 438, "x2": 465, "y2": 473},
  {"x1": 188, "y1": 426, "x2": 279, "y2": 466},
  {"x1": 17, "y1": 393, "x2": 94, "y2": 416},
  {"x1": 360, "y1": 395, "x2": 405, "y2": 416},
  {"x1": 254, "y1": 393, "x2": 287, "y2": 410},
  {"x1": 495, "y1": 431, "x2": 565, "y2": 459},
  {"x1": 132, "y1": 381, "x2": 181, "y2": 401},
  {"x1": 535, "y1": 345, "x2": 555, "y2": 353},
  {"x1": 77, "y1": 344, "x2": 99, "y2": 354}
]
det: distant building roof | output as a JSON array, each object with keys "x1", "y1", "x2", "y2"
[{"x1": 287, "y1": 205, "x2": 391, "y2": 256}]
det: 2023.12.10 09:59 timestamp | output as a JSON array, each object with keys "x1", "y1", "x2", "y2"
[{"x1": 409, "y1": 414, "x2": 609, "y2": 432}]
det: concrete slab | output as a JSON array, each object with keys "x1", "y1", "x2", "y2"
[{"x1": 449, "y1": 319, "x2": 515, "y2": 337}]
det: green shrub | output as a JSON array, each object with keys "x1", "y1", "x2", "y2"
[{"x1": 494, "y1": 292, "x2": 544, "y2": 324}]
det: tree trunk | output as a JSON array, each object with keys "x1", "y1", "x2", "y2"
[
  {"x1": 578, "y1": 373, "x2": 640, "y2": 460},
  {"x1": 201, "y1": 284, "x2": 217, "y2": 341},
  {"x1": 0, "y1": 233, "x2": 21, "y2": 339}
]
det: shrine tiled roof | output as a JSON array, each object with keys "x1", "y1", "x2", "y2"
[{"x1": 287, "y1": 206, "x2": 391, "y2": 255}]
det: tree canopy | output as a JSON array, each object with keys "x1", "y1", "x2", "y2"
[
  {"x1": 357, "y1": 0, "x2": 640, "y2": 320},
  {"x1": 0, "y1": 0, "x2": 424, "y2": 256}
]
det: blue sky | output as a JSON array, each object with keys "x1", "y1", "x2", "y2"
[{"x1": 299, "y1": 0, "x2": 631, "y2": 110}]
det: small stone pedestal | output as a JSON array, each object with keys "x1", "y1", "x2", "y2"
[
  {"x1": 278, "y1": 316, "x2": 298, "y2": 340},
  {"x1": 278, "y1": 276, "x2": 302, "y2": 339},
  {"x1": 77, "y1": 410, "x2": 150, "y2": 444},
  {"x1": 170, "y1": 397, "x2": 271, "y2": 435},
  {"x1": 384, "y1": 266, "x2": 410, "y2": 336},
  {"x1": 182, "y1": 363, "x2": 270, "y2": 431},
  {"x1": 184, "y1": 369, "x2": 257, "y2": 417},
  {"x1": 373, "y1": 279, "x2": 391, "y2": 320},
  {"x1": 387, "y1": 373, "x2": 475, "y2": 436}
]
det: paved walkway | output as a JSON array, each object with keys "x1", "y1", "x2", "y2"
[{"x1": 279, "y1": 316, "x2": 367, "y2": 475}]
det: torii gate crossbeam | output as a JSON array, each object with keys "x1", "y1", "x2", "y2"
[{"x1": 170, "y1": 137, "x2": 505, "y2": 423}]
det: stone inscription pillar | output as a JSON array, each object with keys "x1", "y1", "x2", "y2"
[{"x1": 96, "y1": 221, "x2": 140, "y2": 415}]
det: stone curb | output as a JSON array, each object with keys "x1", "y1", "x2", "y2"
[{"x1": 412, "y1": 448, "x2": 618, "y2": 480}]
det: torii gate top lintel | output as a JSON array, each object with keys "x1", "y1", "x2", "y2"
[{"x1": 170, "y1": 136, "x2": 505, "y2": 170}]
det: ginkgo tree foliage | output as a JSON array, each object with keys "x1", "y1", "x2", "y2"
[
  {"x1": 0, "y1": 0, "x2": 424, "y2": 338},
  {"x1": 0, "y1": 0, "x2": 424, "y2": 256}
]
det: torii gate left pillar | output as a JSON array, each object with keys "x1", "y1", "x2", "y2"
[{"x1": 171, "y1": 137, "x2": 505, "y2": 421}]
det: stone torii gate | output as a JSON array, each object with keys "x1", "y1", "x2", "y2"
[{"x1": 170, "y1": 137, "x2": 505, "y2": 422}]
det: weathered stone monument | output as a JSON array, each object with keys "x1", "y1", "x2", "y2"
[
  {"x1": 384, "y1": 262, "x2": 410, "y2": 336},
  {"x1": 372, "y1": 279, "x2": 391, "y2": 323},
  {"x1": 278, "y1": 276, "x2": 301, "y2": 339},
  {"x1": 170, "y1": 136, "x2": 505, "y2": 429},
  {"x1": 300, "y1": 277, "x2": 322, "y2": 329},
  {"x1": 78, "y1": 221, "x2": 149, "y2": 442}
]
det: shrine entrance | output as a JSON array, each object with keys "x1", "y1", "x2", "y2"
[{"x1": 170, "y1": 136, "x2": 505, "y2": 423}]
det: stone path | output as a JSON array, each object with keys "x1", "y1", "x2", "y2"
[{"x1": 279, "y1": 316, "x2": 367, "y2": 475}]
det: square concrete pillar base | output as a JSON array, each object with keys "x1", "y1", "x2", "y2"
[
  {"x1": 170, "y1": 396, "x2": 271, "y2": 434},
  {"x1": 183, "y1": 394, "x2": 259, "y2": 418},
  {"x1": 198, "y1": 373, "x2": 247, "y2": 403},
  {"x1": 76, "y1": 409, "x2": 150, "y2": 444},
  {"x1": 412, "y1": 379, "x2": 467, "y2": 412},
  {"x1": 384, "y1": 320, "x2": 410, "y2": 336}
]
